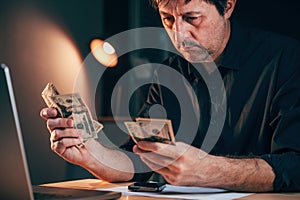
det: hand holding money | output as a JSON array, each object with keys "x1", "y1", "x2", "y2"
[
  {"x1": 41, "y1": 83, "x2": 103, "y2": 142},
  {"x1": 125, "y1": 118, "x2": 176, "y2": 145}
]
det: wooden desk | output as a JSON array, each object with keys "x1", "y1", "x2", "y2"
[{"x1": 42, "y1": 179, "x2": 300, "y2": 200}]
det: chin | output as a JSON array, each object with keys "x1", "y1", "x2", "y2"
[{"x1": 183, "y1": 52, "x2": 213, "y2": 63}]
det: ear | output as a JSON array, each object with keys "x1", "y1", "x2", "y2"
[{"x1": 224, "y1": 0, "x2": 236, "y2": 19}]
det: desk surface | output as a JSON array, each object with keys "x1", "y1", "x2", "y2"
[{"x1": 42, "y1": 179, "x2": 300, "y2": 200}]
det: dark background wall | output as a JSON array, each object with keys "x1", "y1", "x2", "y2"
[
  {"x1": 0, "y1": 0, "x2": 299, "y2": 185},
  {"x1": 233, "y1": 0, "x2": 300, "y2": 40}
]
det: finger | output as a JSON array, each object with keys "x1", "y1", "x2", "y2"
[
  {"x1": 140, "y1": 156, "x2": 181, "y2": 185},
  {"x1": 51, "y1": 137, "x2": 83, "y2": 155},
  {"x1": 134, "y1": 145, "x2": 176, "y2": 169},
  {"x1": 137, "y1": 141, "x2": 179, "y2": 158},
  {"x1": 40, "y1": 107, "x2": 57, "y2": 119},
  {"x1": 140, "y1": 156, "x2": 182, "y2": 186},
  {"x1": 47, "y1": 118, "x2": 74, "y2": 132},
  {"x1": 40, "y1": 108, "x2": 48, "y2": 119},
  {"x1": 51, "y1": 140, "x2": 66, "y2": 155},
  {"x1": 139, "y1": 150, "x2": 176, "y2": 169},
  {"x1": 50, "y1": 128, "x2": 83, "y2": 142},
  {"x1": 134, "y1": 144, "x2": 175, "y2": 163},
  {"x1": 136, "y1": 141, "x2": 162, "y2": 151},
  {"x1": 133, "y1": 145, "x2": 150, "y2": 154},
  {"x1": 140, "y1": 156, "x2": 173, "y2": 175}
]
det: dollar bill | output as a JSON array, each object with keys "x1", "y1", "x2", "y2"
[
  {"x1": 41, "y1": 83, "x2": 103, "y2": 141},
  {"x1": 93, "y1": 120, "x2": 104, "y2": 133},
  {"x1": 41, "y1": 83, "x2": 60, "y2": 108},
  {"x1": 124, "y1": 118, "x2": 176, "y2": 145},
  {"x1": 124, "y1": 121, "x2": 144, "y2": 144}
]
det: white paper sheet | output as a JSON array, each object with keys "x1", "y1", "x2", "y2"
[
  {"x1": 97, "y1": 184, "x2": 252, "y2": 200},
  {"x1": 163, "y1": 184, "x2": 226, "y2": 193}
]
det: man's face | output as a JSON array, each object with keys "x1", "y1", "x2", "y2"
[{"x1": 158, "y1": 0, "x2": 231, "y2": 63}]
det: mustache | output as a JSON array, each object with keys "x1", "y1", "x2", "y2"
[{"x1": 176, "y1": 40, "x2": 204, "y2": 49}]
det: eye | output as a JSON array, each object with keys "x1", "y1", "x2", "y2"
[
  {"x1": 162, "y1": 16, "x2": 174, "y2": 27},
  {"x1": 183, "y1": 16, "x2": 201, "y2": 25},
  {"x1": 185, "y1": 16, "x2": 197, "y2": 21}
]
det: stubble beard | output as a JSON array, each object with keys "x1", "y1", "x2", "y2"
[{"x1": 174, "y1": 20, "x2": 227, "y2": 64}]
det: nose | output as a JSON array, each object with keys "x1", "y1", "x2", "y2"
[
  {"x1": 173, "y1": 31, "x2": 183, "y2": 45},
  {"x1": 172, "y1": 19, "x2": 189, "y2": 44}
]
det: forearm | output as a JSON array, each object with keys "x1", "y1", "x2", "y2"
[
  {"x1": 207, "y1": 156, "x2": 275, "y2": 192},
  {"x1": 80, "y1": 140, "x2": 134, "y2": 182}
]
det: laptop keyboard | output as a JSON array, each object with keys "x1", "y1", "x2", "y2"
[
  {"x1": 32, "y1": 185, "x2": 121, "y2": 200},
  {"x1": 34, "y1": 192, "x2": 73, "y2": 200}
]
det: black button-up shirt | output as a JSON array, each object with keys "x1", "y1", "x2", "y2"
[{"x1": 127, "y1": 20, "x2": 300, "y2": 192}]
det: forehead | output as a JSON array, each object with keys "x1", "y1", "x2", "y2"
[{"x1": 158, "y1": 0, "x2": 209, "y2": 14}]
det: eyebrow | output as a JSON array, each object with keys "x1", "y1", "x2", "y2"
[
  {"x1": 159, "y1": 11, "x2": 202, "y2": 15},
  {"x1": 185, "y1": 11, "x2": 202, "y2": 15},
  {"x1": 159, "y1": 11, "x2": 169, "y2": 15}
]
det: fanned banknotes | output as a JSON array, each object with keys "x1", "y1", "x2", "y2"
[
  {"x1": 124, "y1": 118, "x2": 176, "y2": 145},
  {"x1": 41, "y1": 83, "x2": 103, "y2": 141}
]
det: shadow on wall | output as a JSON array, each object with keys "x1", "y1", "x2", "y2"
[{"x1": 0, "y1": 2, "x2": 83, "y2": 184}]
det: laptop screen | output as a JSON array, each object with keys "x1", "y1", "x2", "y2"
[
  {"x1": 0, "y1": 64, "x2": 34, "y2": 199},
  {"x1": 0, "y1": 64, "x2": 122, "y2": 200}
]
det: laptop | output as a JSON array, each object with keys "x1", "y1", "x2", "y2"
[{"x1": 0, "y1": 64, "x2": 121, "y2": 199}]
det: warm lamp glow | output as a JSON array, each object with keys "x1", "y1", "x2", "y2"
[
  {"x1": 103, "y1": 42, "x2": 115, "y2": 54},
  {"x1": 90, "y1": 39, "x2": 118, "y2": 67}
]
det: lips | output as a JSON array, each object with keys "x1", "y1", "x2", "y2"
[
  {"x1": 181, "y1": 46, "x2": 197, "y2": 51},
  {"x1": 180, "y1": 46, "x2": 207, "y2": 55}
]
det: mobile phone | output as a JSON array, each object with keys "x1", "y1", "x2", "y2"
[{"x1": 128, "y1": 182, "x2": 166, "y2": 192}]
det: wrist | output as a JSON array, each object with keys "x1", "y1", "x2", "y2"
[
  {"x1": 208, "y1": 156, "x2": 274, "y2": 192},
  {"x1": 191, "y1": 154, "x2": 225, "y2": 187}
]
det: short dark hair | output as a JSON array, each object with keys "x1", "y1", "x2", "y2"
[{"x1": 149, "y1": 0, "x2": 228, "y2": 16}]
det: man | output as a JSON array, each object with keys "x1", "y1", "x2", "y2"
[{"x1": 40, "y1": 0, "x2": 300, "y2": 192}]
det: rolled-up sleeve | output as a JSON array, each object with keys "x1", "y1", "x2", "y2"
[
  {"x1": 262, "y1": 152, "x2": 300, "y2": 192},
  {"x1": 261, "y1": 43, "x2": 300, "y2": 192}
]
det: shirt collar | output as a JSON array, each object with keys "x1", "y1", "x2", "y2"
[{"x1": 219, "y1": 19, "x2": 247, "y2": 70}]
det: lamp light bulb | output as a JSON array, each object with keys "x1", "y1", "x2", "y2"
[{"x1": 90, "y1": 39, "x2": 118, "y2": 67}]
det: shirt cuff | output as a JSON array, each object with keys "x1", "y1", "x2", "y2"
[{"x1": 261, "y1": 152, "x2": 300, "y2": 192}]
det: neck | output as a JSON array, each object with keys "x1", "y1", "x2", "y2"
[{"x1": 213, "y1": 19, "x2": 231, "y2": 64}]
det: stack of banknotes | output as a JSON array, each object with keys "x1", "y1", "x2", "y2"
[
  {"x1": 41, "y1": 83, "x2": 103, "y2": 141},
  {"x1": 124, "y1": 118, "x2": 176, "y2": 145}
]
